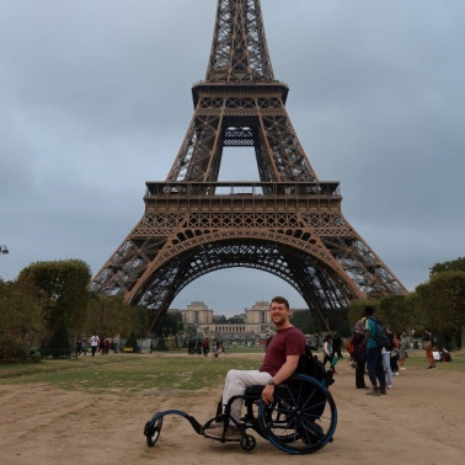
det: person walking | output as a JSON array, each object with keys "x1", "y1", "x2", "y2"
[
  {"x1": 351, "y1": 319, "x2": 368, "y2": 390},
  {"x1": 398, "y1": 332, "x2": 408, "y2": 370},
  {"x1": 322, "y1": 334, "x2": 333, "y2": 367},
  {"x1": 423, "y1": 328, "x2": 436, "y2": 369},
  {"x1": 381, "y1": 330, "x2": 394, "y2": 389},
  {"x1": 332, "y1": 335, "x2": 343, "y2": 360},
  {"x1": 90, "y1": 334, "x2": 100, "y2": 357},
  {"x1": 202, "y1": 338, "x2": 210, "y2": 357},
  {"x1": 204, "y1": 296, "x2": 306, "y2": 440},
  {"x1": 390, "y1": 332, "x2": 400, "y2": 376},
  {"x1": 76, "y1": 340, "x2": 83, "y2": 356},
  {"x1": 212, "y1": 339, "x2": 219, "y2": 358},
  {"x1": 361, "y1": 306, "x2": 387, "y2": 396}
]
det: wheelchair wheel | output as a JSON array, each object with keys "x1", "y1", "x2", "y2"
[
  {"x1": 258, "y1": 374, "x2": 337, "y2": 455},
  {"x1": 144, "y1": 417, "x2": 163, "y2": 447},
  {"x1": 240, "y1": 434, "x2": 256, "y2": 452}
]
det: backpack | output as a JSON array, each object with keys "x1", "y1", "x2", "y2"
[
  {"x1": 368, "y1": 317, "x2": 390, "y2": 348},
  {"x1": 297, "y1": 345, "x2": 335, "y2": 387},
  {"x1": 346, "y1": 339, "x2": 355, "y2": 355}
]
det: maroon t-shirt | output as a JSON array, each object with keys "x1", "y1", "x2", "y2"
[{"x1": 259, "y1": 326, "x2": 306, "y2": 376}]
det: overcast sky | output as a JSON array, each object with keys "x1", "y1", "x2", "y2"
[{"x1": 1, "y1": 0, "x2": 464, "y2": 316}]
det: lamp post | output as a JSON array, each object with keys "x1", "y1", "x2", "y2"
[{"x1": 0, "y1": 246, "x2": 9, "y2": 280}]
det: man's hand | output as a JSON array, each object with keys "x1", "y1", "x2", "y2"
[{"x1": 262, "y1": 384, "x2": 275, "y2": 404}]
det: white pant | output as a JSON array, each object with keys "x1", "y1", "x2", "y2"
[
  {"x1": 382, "y1": 351, "x2": 393, "y2": 386},
  {"x1": 222, "y1": 369, "x2": 272, "y2": 423}
]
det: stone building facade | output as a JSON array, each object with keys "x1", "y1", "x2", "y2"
[{"x1": 181, "y1": 301, "x2": 273, "y2": 340}]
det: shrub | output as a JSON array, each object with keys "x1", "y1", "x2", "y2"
[
  {"x1": 47, "y1": 322, "x2": 71, "y2": 358},
  {"x1": 0, "y1": 334, "x2": 32, "y2": 363}
]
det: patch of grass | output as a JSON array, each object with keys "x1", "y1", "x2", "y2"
[
  {"x1": 2, "y1": 351, "x2": 463, "y2": 394},
  {"x1": 0, "y1": 354, "x2": 258, "y2": 392},
  {"x1": 402, "y1": 350, "x2": 465, "y2": 371},
  {"x1": 226, "y1": 346, "x2": 265, "y2": 354}
]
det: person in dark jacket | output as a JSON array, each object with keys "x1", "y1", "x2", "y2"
[{"x1": 351, "y1": 319, "x2": 368, "y2": 389}]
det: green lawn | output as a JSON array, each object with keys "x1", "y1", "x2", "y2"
[
  {"x1": 396, "y1": 349, "x2": 465, "y2": 371},
  {"x1": 0, "y1": 353, "x2": 258, "y2": 392},
  {"x1": 1, "y1": 350, "x2": 463, "y2": 394}
]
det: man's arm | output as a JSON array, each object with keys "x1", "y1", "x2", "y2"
[
  {"x1": 261, "y1": 354, "x2": 300, "y2": 404},
  {"x1": 360, "y1": 330, "x2": 370, "y2": 347}
]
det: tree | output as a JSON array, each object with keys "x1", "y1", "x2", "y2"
[
  {"x1": 19, "y1": 260, "x2": 91, "y2": 333},
  {"x1": 86, "y1": 295, "x2": 147, "y2": 340},
  {"x1": 47, "y1": 321, "x2": 71, "y2": 358},
  {"x1": 291, "y1": 310, "x2": 316, "y2": 334},
  {"x1": 0, "y1": 277, "x2": 45, "y2": 362},
  {"x1": 0, "y1": 277, "x2": 44, "y2": 339},
  {"x1": 150, "y1": 311, "x2": 181, "y2": 337},
  {"x1": 416, "y1": 272, "x2": 465, "y2": 336},
  {"x1": 430, "y1": 257, "x2": 465, "y2": 277},
  {"x1": 378, "y1": 295, "x2": 419, "y2": 334}
]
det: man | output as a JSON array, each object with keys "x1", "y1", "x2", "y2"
[
  {"x1": 204, "y1": 296, "x2": 306, "y2": 440},
  {"x1": 360, "y1": 306, "x2": 387, "y2": 396}
]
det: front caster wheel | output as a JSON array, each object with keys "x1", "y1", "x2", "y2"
[
  {"x1": 144, "y1": 417, "x2": 163, "y2": 447},
  {"x1": 240, "y1": 434, "x2": 256, "y2": 452}
]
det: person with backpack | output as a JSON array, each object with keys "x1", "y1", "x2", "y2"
[
  {"x1": 351, "y1": 319, "x2": 368, "y2": 389},
  {"x1": 360, "y1": 306, "x2": 387, "y2": 396}
]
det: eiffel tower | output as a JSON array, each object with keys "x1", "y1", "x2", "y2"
[{"x1": 90, "y1": 0, "x2": 407, "y2": 330}]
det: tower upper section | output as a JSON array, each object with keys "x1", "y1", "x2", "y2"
[{"x1": 206, "y1": 0, "x2": 275, "y2": 82}]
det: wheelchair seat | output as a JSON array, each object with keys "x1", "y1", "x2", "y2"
[{"x1": 244, "y1": 384, "x2": 265, "y2": 397}]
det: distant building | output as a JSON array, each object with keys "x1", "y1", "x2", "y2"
[
  {"x1": 180, "y1": 300, "x2": 273, "y2": 340},
  {"x1": 181, "y1": 301, "x2": 214, "y2": 325}
]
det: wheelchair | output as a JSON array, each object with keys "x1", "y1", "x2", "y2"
[{"x1": 143, "y1": 371, "x2": 337, "y2": 455}]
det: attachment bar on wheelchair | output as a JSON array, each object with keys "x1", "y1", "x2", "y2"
[{"x1": 151, "y1": 410, "x2": 204, "y2": 434}]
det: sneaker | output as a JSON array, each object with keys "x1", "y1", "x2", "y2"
[
  {"x1": 366, "y1": 389, "x2": 380, "y2": 396},
  {"x1": 204, "y1": 425, "x2": 241, "y2": 440},
  {"x1": 380, "y1": 389, "x2": 387, "y2": 395},
  {"x1": 387, "y1": 384, "x2": 392, "y2": 389},
  {"x1": 400, "y1": 367, "x2": 406, "y2": 370},
  {"x1": 426, "y1": 366, "x2": 434, "y2": 370},
  {"x1": 394, "y1": 372, "x2": 400, "y2": 376}
]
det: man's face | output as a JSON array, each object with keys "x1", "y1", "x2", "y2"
[{"x1": 269, "y1": 301, "x2": 291, "y2": 326}]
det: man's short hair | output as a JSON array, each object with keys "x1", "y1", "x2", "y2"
[
  {"x1": 363, "y1": 305, "x2": 375, "y2": 316},
  {"x1": 270, "y1": 296, "x2": 290, "y2": 309}
]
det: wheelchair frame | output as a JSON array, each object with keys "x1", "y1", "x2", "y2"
[{"x1": 143, "y1": 373, "x2": 337, "y2": 455}]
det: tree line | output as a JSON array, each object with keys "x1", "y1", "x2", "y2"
[
  {"x1": 1, "y1": 257, "x2": 464, "y2": 362},
  {"x1": 348, "y1": 258, "x2": 465, "y2": 349},
  {"x1": 0, "y1": 260, "x2": 151, "y2": 362}
]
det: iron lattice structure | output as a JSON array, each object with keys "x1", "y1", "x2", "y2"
[{"x1": 90, "y1": 0, "x2": 407, "y2": 330}]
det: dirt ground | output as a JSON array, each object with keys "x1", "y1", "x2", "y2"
[{"x1": 1, "y1": 352, "x2": 464, "y2": 465}]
